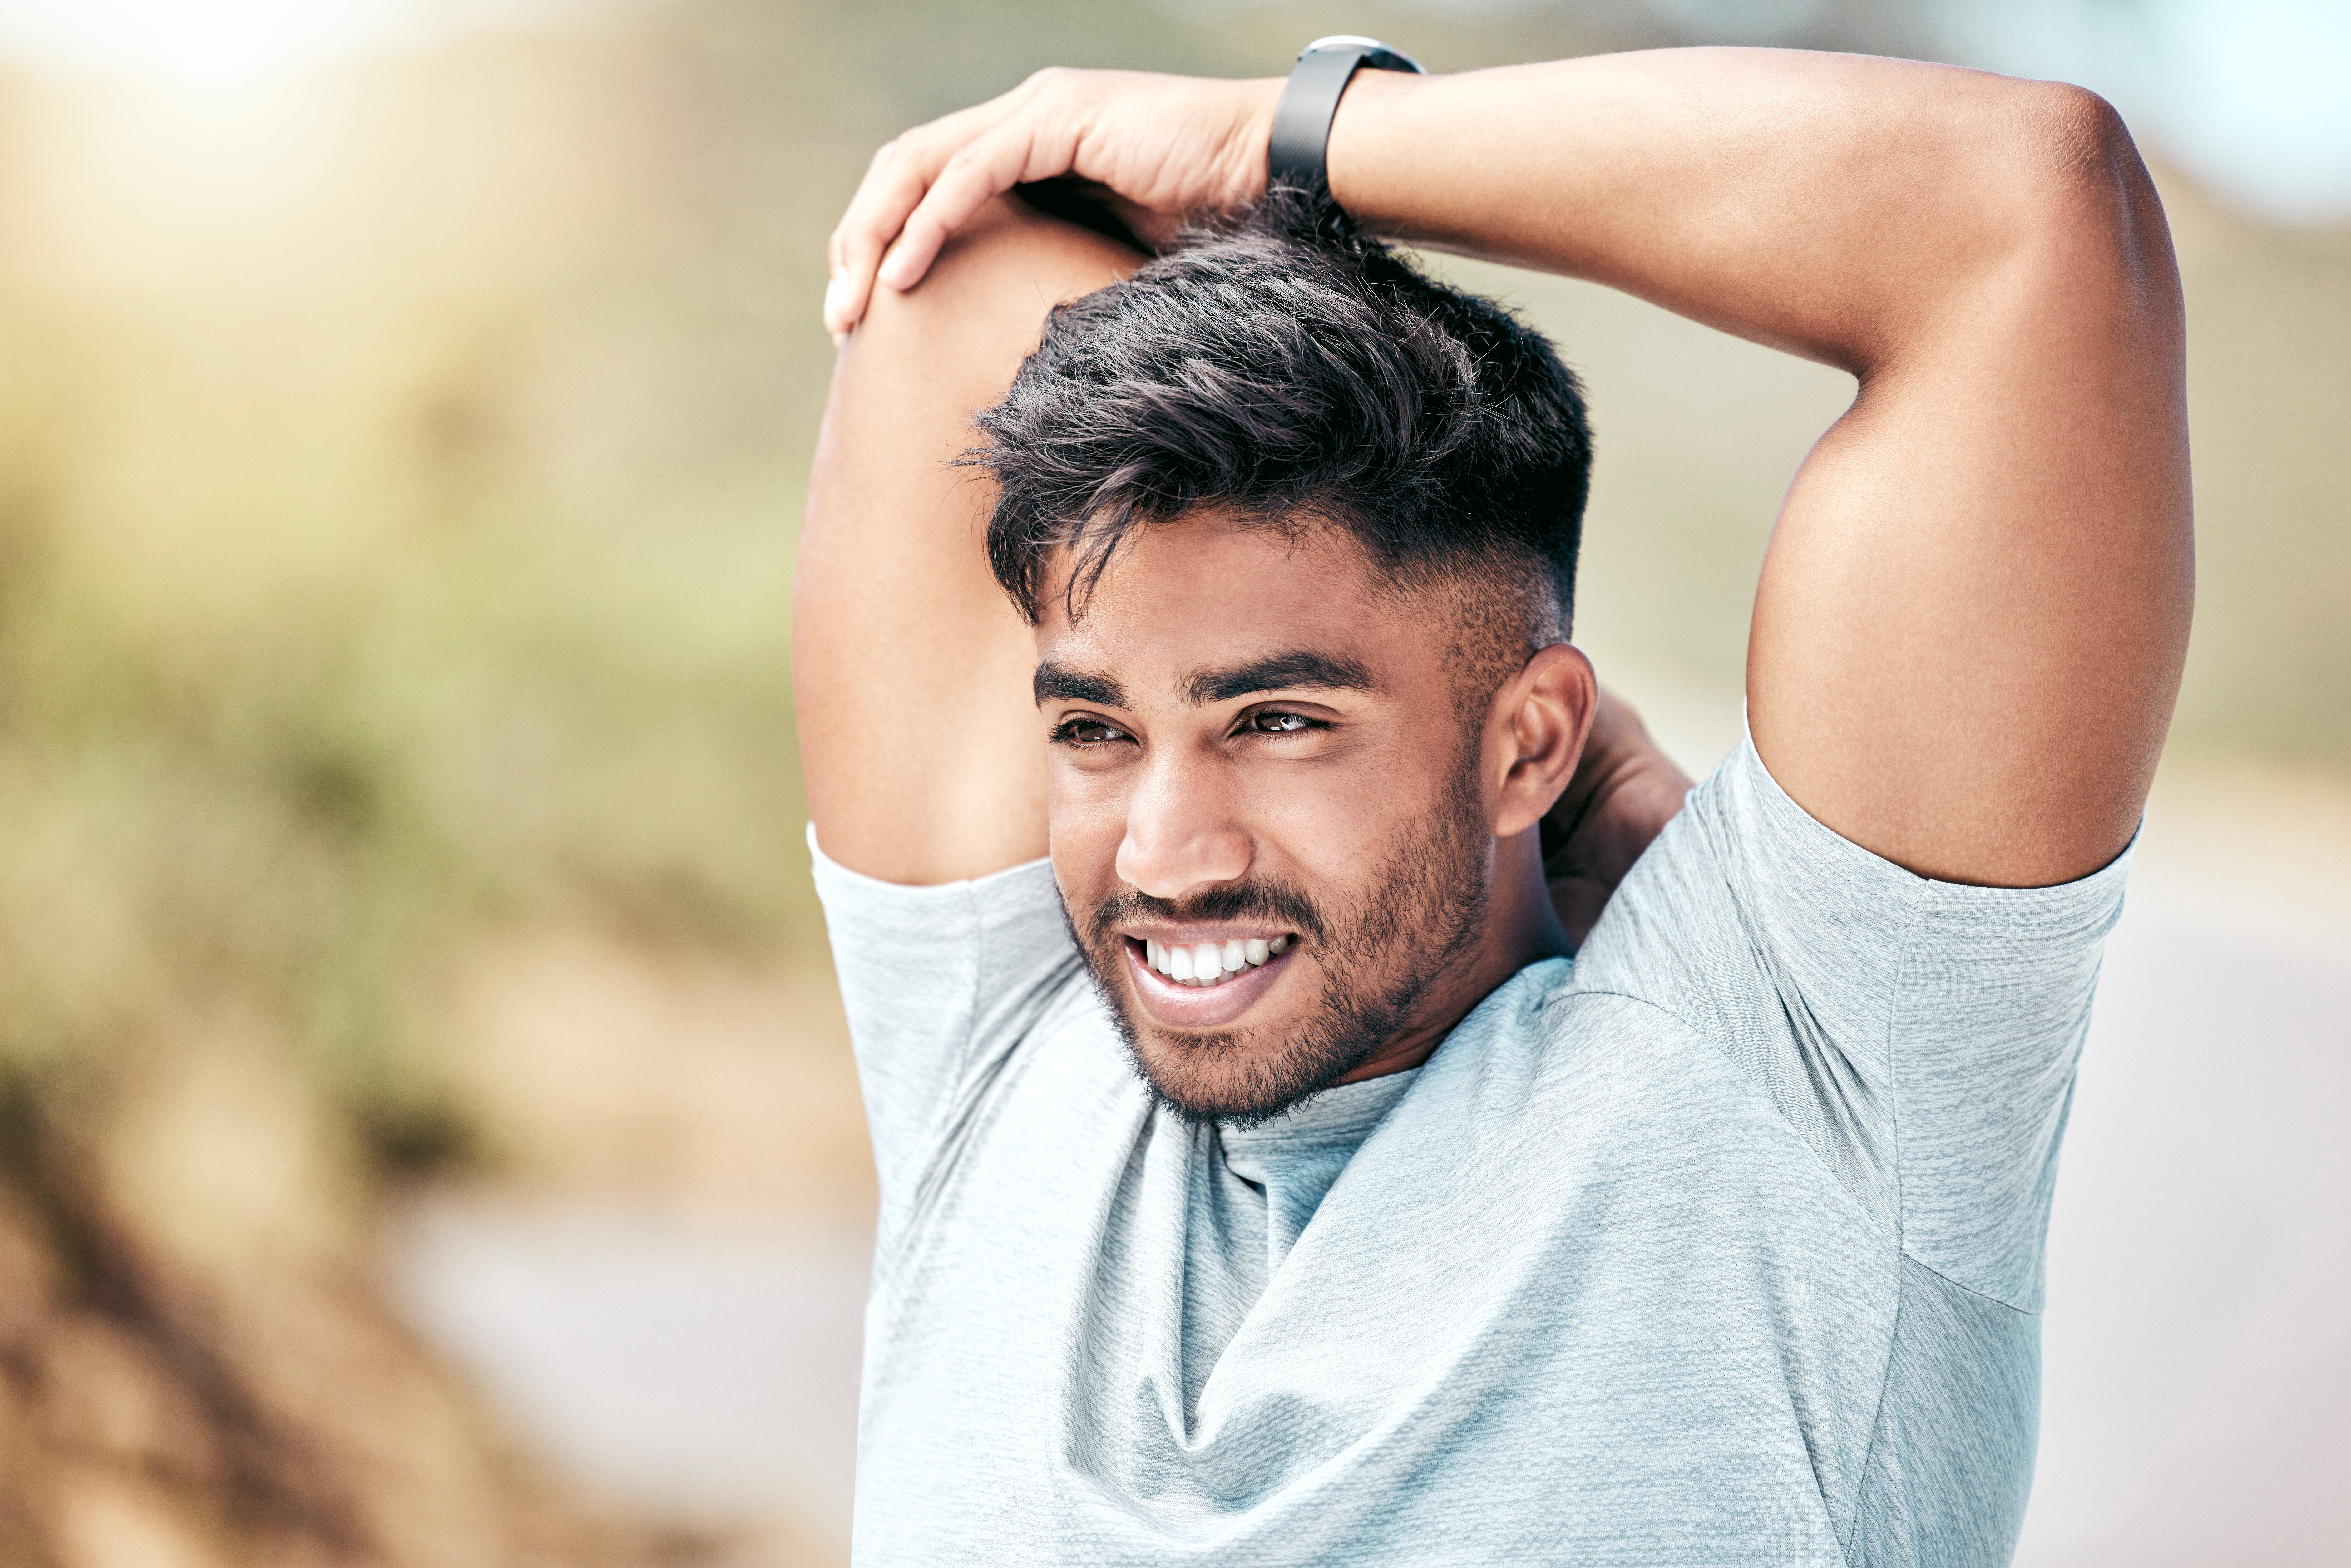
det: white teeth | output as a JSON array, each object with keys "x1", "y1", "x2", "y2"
[{"x1": 1142, "y1": 934, "x2": 1297, "y2": 985}]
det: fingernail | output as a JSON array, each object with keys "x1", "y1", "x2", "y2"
[{"x1": 822, "y1": 276, "x2": 847, "y2": 326}]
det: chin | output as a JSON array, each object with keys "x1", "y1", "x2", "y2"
[{"x1": 1124, "y1": 1020, "x2": 1364, "y2": 1131}]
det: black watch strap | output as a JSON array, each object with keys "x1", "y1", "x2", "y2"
[{"x1": 1266, "y1": 35, "x2": 1425, "y2": 196}]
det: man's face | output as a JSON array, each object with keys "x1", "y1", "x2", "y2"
[{"x1": 1035, "y1": 514, "x2": 1506, "y2": 1126}]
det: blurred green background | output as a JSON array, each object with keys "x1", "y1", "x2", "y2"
[
  {"x1": 4, "y1": 0, "x2": 2342, "y2": 1167},
  {"x1": 0, "y1": 0, "x2": 2343, "y2": 1562}
]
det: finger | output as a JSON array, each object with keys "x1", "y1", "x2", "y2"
[
  {"x1": 877, "y1": 117, "x2": 1077, "y2": 293},
  {"x1": 826, "y1": 97, "x2": 1028, "y2": 335},
  {"x1": 1109, "y1": 194, "x2": 1181, "y2": 254},
  {"x1": 826, "y1": 146, "x2": 933, "y2": 335}
]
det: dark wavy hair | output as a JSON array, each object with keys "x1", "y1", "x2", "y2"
[{"x1": 971, "y1": 187, "x2": 1593, "y2": 675}]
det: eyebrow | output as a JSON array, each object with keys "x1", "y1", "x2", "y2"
[
  {"x1": 1034, "y1": 648, "x2": 1379, "y2": 711},
  {"x1": 1183, "y1": 650, "x2": 1377, "y2": 706},
  {"x1": 1034, "y1": 661, "x2": 1129, "y2": 708}
]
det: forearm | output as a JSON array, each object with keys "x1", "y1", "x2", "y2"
[{"x1": 1328, "y1": 49, "x2": 2131, "y2": 376}]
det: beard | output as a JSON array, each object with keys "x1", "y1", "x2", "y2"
[{"x1": 1064, "y1": 749, "x2": 1494, "y2": 1129}]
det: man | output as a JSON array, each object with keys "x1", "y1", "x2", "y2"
[{"x1": 794, "y1": 42, "x2": 2190, "y2": 1566}]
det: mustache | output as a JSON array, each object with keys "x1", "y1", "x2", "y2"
[{"x1": 1084, "y1": 879, "x2": 1329, "y2": 949}]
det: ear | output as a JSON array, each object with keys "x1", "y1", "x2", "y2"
[{"x1": 1489, "y1": 643, "x2": 1598, "y2": 840}]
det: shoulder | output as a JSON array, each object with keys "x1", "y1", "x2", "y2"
[{"x1": 1429, "y1": 957, "x2": 1747, "y2": 1122}]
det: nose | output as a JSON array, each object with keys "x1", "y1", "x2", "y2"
[{"x1": 1114, "y1": 747, "x2": 1252, "y2": 903}]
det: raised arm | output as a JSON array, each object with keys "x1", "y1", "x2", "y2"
[
  {"x1": 1331, "y1": 52, "x2": 2189, "y2": 886},
  {"x1": 794, "y1": 199, "x2": 1138, "y2": 883},
  {"x1": 830, "y1": 49, "x2": 2192, "y2": 888}
]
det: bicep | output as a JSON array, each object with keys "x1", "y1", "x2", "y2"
[
  {"x1": 1747, "y1": 99, "x2": 2192, "y2": 889},
  {"x1": 792, "y1": 198, "x2": 1139, "y2": 884}
]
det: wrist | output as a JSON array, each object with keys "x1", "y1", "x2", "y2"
[
  {"x1": 1225, "y1": 77, "x2": 1288, "y2": 209},
  {"x1": 1321, "y1": 67, "x2": 1427, "y2": 229}
]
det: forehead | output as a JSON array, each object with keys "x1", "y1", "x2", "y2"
[{"x1": 1034, "y1": 515, "x2": 1438, "y2": 692}]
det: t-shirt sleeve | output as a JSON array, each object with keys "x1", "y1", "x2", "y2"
[
  {"x1": 1570, "y1": 730, "x2": 2130, "y2": 1311},
  {"x1": 807, "y1": 827, "x2": 1086, "y2": 1233}
]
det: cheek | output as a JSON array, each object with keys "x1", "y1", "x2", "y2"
[
  {"x1": 1248, "y1": 745, "x2": 1446, "y2": 880},
  {"x1": 1045, "y1": 762, "x2": 1130, "y2": 890}
]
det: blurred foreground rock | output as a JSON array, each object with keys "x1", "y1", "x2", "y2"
[{"x1": 0, "y1": 1028, "x2": 830, "y2": 1568}]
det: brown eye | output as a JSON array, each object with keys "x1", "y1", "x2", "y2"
[
  {"x1": 1248, "y1": 711, "x2": 1312, "y2": 734},
  {"x1": 1053, "y1": 718, "x2": 1129, "y2": 745}
]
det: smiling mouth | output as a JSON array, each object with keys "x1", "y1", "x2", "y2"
[{"x1": 1133, "y1": 934, "x2": 1294, "y2": 988}]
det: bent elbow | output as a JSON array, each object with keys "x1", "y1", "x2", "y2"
[
  {"x1": 2032, "y1": 82, "x2": 2136, "y2": 177},
  {"x1": 2042, "y1": 84, "x2": 2157, "y2": 220},
  {"x1": 1993, "y1": 80, "x2": 2181, "y2": 334}
]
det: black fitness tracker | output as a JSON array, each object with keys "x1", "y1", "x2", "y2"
[{"x1": 1267, "y1": 35, "x2": 1426, "y2": 197}]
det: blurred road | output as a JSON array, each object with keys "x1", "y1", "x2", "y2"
[
  {"x1": 390, "y1": 1202, "x2": 868, "y2": 1552},
  {"x1": 389, "y1": 677, "x2": 2351, "y2": 1566}
]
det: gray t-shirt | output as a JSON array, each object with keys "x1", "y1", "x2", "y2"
[{"x1": 812, "y1": 735, "x2": 2128, "y2": 1566}]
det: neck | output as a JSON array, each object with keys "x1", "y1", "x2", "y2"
[{"x1": 1333, "y1": 826, "x2": 1567, "y2": 1085}]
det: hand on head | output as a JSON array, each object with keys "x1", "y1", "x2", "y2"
[
  {"x1": 1542, "y1": 691, "x2": 1696, "y2": 949},
  {"x1": 823, "y1": 69, "x2": 1282, "y2": 339}
]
